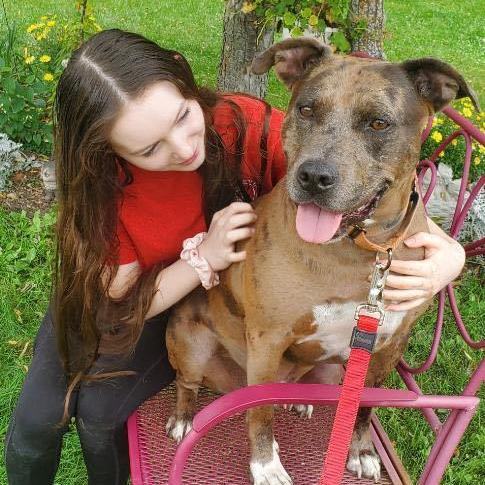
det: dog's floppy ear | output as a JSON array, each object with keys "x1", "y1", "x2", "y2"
[
  {"x1": 251, "y1": 38, "x2": 332, "y2": 89},
  {"x1": 401, "y1": 58, "x2": 480, "y2": 112}
]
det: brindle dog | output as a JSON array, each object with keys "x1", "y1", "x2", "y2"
[{"x1": 166, "y1": 39, "x2": 478, "y2": 484}]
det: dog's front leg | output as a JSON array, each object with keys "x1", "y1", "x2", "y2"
[
  {"x1": 346, "y1": 407, "x2": 381, "y2": 481},
  {"x1": 246, "y1": 329, "x2": 293, "y2": 485},
  {"x1": 346, "y1": 346, "x2": 399, "y2": 482}
]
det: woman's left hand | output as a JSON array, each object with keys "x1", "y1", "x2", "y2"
[{"x1": 383, "y1": 231, "x2": 465, "y2": 311}]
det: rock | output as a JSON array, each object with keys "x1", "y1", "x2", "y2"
[{"x1": 12, "y1": 172, "x2": 27, "y2": 183}]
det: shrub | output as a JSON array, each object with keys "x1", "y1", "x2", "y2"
[
  {"x1": 421, "y1": 98, "x2": 484, "y2": 183},
  {"x1": 0, "y1": 2, "x2": 102, "y2": 156}
]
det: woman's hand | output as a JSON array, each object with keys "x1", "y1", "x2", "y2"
[
  {"x1": 199, "y1": 202, "x2": 257, "y2": 272},
  {"x1": 383, "y1": 230, "x2": 465, "y2": 312}
]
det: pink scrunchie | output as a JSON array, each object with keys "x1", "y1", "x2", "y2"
[{"x1": 180, "y1": 232, "x2": 220, "y2": 290}]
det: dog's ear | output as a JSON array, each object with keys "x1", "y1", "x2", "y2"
[
  {"x1": 251, "y1": 38, "x2": 332, "y2": 89},
  {"x1": 401, "y1": 58, "x2": 480, "y2": 112}
]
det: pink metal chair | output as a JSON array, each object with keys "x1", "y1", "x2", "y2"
[{"x1": 127, "y1": 106, "x2": 484, "y2": 485}]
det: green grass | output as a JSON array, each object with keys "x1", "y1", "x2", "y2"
[
  {"x1": 0, "y1": 1, "x2": 483, "y2": 484},
  {"x1": 384, "y1": 0, "x2": 485, "y2": 109}
]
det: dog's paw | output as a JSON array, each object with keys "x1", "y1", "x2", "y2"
[
  {"x1": 346, "y1": 449, "x2": 381, "y2": 482},
  {"x1": 282, "y1": 404, "x2": 313, "y2": 419},
  {"x1": 293, "y1": 404, "x2": 314, "y2": 419},
  {"x1": 250, "y1": 441, "x2": 292, "y2": 485},
  {"x1": 165, "y1": 415, "x2": 193, "y2": 443}
]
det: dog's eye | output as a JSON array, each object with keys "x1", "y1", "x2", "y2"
[
  {"x1": 299, "y1": 106, "x2": 313, "y2": 118},
  {"x1": 370, "y1": 119, "x2": 390, "y2": 131}
]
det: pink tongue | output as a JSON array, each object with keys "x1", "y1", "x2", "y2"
[{"x1": 296, "y1": 203, "x2": 343, "y2": 243}]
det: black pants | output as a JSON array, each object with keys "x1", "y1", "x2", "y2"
[{"x1": 4, "y1": 309, "x2": 175, "y2": 485}]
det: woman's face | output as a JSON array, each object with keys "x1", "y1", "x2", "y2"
[{"x1": 109, "y1": 81, "x2": 206, "y2": 171}]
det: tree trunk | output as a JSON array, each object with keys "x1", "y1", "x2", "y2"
[
  {"x1": 349, "y1": 0, "x2": 385, "y2": 59},
  {"x1": 217, "y1": 0, "x2": 275, "y2": 98}
]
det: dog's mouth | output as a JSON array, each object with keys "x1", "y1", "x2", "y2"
[{"x1": 295, "y1": 185, "x2": 389, "y2": 244}]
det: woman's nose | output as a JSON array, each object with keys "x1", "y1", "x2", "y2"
[{"x1": 168, "y1": 131, "x2": 193, "y2": 162}]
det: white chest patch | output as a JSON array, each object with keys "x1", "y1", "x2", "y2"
[{"x1": 295, "y1": 301, "x2": 406, "y2": 361}]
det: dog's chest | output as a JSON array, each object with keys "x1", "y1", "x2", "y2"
[{"x1": 295, "y1": 302, "x2": 406, "y2": 361}]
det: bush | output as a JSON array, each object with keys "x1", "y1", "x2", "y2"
[
  {"x1": 421, "y1": 98, "x2": 484, "y2": 183},
  {"x1": 0, "y1": 2, "x2": 102, "y2": 156},
  {"x1": 242, "y1": 0, "x2": 365, "y2": 52}
]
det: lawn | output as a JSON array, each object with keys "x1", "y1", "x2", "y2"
[{"x1": 0, "y1": 1, "x2": 483, "y2": 484}]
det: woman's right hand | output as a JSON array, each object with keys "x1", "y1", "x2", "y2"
[{"x1": 199, "y1": 202, "x2": 257, "y2": 271}]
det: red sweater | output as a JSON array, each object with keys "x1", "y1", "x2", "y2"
[{"x1": 116, "y1": 95, "x2": 286, "y2": 269}]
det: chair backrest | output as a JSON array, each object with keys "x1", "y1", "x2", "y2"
[{"x1": 399, "y1": 105, "x2": 484, "y2": 484}]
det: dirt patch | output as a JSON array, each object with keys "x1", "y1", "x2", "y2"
[{"x1": 0, "y1": 169, "x2": 54, "y2": 217}]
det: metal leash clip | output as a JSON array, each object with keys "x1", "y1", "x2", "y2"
[{"x1": 354, "y1": 249, "x2": 392, "y2": 325}]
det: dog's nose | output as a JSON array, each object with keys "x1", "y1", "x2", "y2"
[{"x1": 297, "y1": 161, "x2": 338, "y2": 193}]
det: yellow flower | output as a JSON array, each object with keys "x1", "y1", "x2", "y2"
[
  {"x1": 241, "y1": 1, "x2": 256, "y2": 13},
  {"x1": 473, "y1": 156, "x2": 481, "y2": 166},
  {"x1": 43, "y1": 72, "x2": 54, "y2": 82},
  {"x1": 36, "y1": 32, "x2": 47, "y2": 41},
  {"x1": 41, "y1": 16, "x2": 48, "y2": 21},
  {"x1": 451, "y1": 139, "x2": 458, "y2": 146},
  {"x1": 438, "y1": 151, "x2": 445, "y2": 158},
  {"x1": 47, "y1": 20, "x2": 56, "y2": 27},
  {"x1": 430, "y1": 131, "x2": 443, "y2": 143},
  {"x1": 24, "y1": 55, "x2": 35, "y2": 64},
  {"x1": 27, "y1": 24, "x2": 37, "y2": 33},
  {"x1": 479, "y1": 145, "x2": 485, "y2": 154},
  {"x1": 39, "y1": 55, "x2": 51, "y2": 63},
  {"x1": 462, "y1": 107, "x2": 472, "y2": 118}
]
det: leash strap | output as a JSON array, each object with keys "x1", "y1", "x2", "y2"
[
  {"x1": 320, "y1": 256, "x2": 389, "y2": 485},
  {"x1": 320, "y1": 313, "x2": 380, "y2": 485}
]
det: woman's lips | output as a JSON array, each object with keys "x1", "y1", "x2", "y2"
[{"x1": 180, "y1": 149, "x2": 198, "y2": 166}]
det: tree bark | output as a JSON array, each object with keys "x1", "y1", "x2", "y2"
[
  {"x1": 217, "y1": 0, "x2": 275, "y2": 98},
  {"x1": 349, "y1": 0, "x2": 385, "y2": 59}
]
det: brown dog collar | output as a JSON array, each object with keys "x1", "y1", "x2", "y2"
[{"x1": 348, "y1": 183, "x2": 420, "y2": 254}]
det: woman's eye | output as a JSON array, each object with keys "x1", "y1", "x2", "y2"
[
  {"x1": 299, "y1": 106, "x2": 313, "y2": 118},
  {"x1": 142, "y1": 145, "x2": 157, "y2": 157},
  {"x1": 370, "y1": 119, "x2": 390, "y2": 131},
  {"x1": 179, "y1": 107, "x2": 191, "y2": 122}
]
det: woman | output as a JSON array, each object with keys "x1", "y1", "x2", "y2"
[{"x1": 5, "y1": 29, "x2": 465, "y2": 484}]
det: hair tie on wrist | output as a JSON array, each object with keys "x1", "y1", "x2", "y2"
[{"x1": 180, "y1": 232, "x2": 219, "y2": 290}]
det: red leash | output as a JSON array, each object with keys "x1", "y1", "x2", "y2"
[{"x1": 320, "y1": 253, "x2": 391, "y2": 484}]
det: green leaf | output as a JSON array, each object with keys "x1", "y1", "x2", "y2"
[
  {"x1": 330, "y1": 31, "x2": 351, "y2": 52},
  {"x1": 11, "y1": 97, "x2": 25, "y2": 113},
  {"x1": 283, "y1": 11, "x2": 296, "y2": 27},
  {"x1": 4, "y1": 77, "x2": 16, "y2": 94},
  {"x1": 301, "y1": 7, "x2": 312, "y2": 19},
  {"x1": 33, "y1": 133, "x2": 42, "y2": 146},
  {"x1": 308, "y1": 14, "x2": 319, "y2": 27},
  {"x1": 33, "y1": 98, "x2": 46, "y2": 108}
]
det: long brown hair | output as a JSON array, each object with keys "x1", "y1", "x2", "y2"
[{"x1": 53, "y1": 29, "x2": 250, "y2": 414}]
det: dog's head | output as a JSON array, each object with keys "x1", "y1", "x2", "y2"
[{"x1": 252, "y1": 38, "x2": 478, "y2": 243}]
